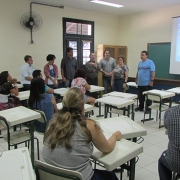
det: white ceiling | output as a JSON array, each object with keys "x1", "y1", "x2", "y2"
[{"x1": 28, "y1": 0, "x2": 180, "y2": 16}]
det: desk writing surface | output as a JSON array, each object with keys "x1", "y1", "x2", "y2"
[
  {"x1": 0, "y1": 147, "x2": 35, "y2": 180},
  {"x1": 127, "y1": 82, "x2": 138, "y2": 88},
  {"x1": 104, "y1": 91, "x2": 137, "y2": 99},
  {"x1": 57, "y1": 103, "x2": 94, "y2": 112},
  {"x1": 16, "y1": 84, "x2": 23, "y2": 89},
  {"x1": 16, "y1": 90, "x2": 30, "y2": 101},
  {"x1": 96, "y1": 96, "x2": 134, "y2": 108},
  {"x1": 92, "y1": 139, "x2": 143, "y2": 171},
  {"x1": 54, "y1": 88, "x2": 69, "y2": 96},
  {"x1": 0, "y1": 106, "x2": 40, "y2": 126},
  {"x1": 89, "y1": 85, "x2": 104, "y2": 93},
  {"x1": 143, "y1": 89, "x2": 175, "y2": 99},
  {"x1": 166, "y1": 88, "x2": 180, "y2": 94},
  {"x1": 96, "y1": 116, "x2": 147, "y2": 139}
]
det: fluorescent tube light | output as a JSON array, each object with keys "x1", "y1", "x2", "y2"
[{"x1": 90, "y1": 0, "x2": 123, "y2": 8}]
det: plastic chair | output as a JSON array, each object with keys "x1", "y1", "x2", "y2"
[
  {"x1": 35, "y1": 160, "x2": 83, "y2": 180},
  {"x1": 142, "y1": 93, "x2": 169, "y2": 128},
  {"x1": 0, "y1": 115, "x2": 40, "y2": 159}
]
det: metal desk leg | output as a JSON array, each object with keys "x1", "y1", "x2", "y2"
[
  {"x1": 127, "y1": 105, "x2": 130, "y2": 117},
  {"x1": 129, "y1": 158, "x2": 136, "y2": 180},
  {"x1": 131, "y1": 104, "x2": 135, "y2": 121},
  {"x1": 96, "y1": 91, "x2": 104, "y2": 117},
  {"x1": 30, "y1": 120, "x2": 35, "y2": 168}
]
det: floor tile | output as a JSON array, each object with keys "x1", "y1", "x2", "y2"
[
  {"x1": 144, "y1": 145, "x2": 164, "y2": 158},
  {"x1": 144, "y1": 161, "x2": 159, "y2": 175}
]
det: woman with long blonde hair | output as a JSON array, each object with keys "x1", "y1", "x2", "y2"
[{"x1": 42, "y1": 87, "x2": 121, "y2": 180}]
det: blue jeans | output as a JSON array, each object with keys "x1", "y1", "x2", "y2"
[
  {"x1": 103, "y1": 76, "x2": 111, "y2": 94},
  {"x1": 113, "y1": 79, "x2": 124, "y2": 92},
  {"x1": 64, "y1": 79, "x2": 72, "y2": 88},
  {"x1": 92, "y1": 169, "x2": 118, "y2": 180},
  {"x1": 158, "y1": 150, "x2": 172, "y2": 180}
]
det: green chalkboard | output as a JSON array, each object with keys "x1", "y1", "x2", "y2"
[{"x1": 148, "y1": 43, "x2": 180, "y2": 80}]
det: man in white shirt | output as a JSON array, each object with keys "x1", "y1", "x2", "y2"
[{"x1": 20, "y1": 55, "x2": 35, "y2": 90}]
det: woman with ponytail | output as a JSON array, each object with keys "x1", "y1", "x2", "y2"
[{"x1": 42, "y1": 87, "x2": 122, "y2": 180}]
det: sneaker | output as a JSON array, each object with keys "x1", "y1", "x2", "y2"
[{"x1": 135, "y1": 107, "x2": 143, "y2": 112}]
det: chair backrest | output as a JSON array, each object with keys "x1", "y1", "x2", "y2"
[
  {"x1": 146, "y1": 93, "x2": 162, "y2": 102},
  {"x1": 34, "y1": 109, "x2": 47, "y2": 124},
  {"x1": 0, "y1": 94, "x2": 8, "y2": 103},
  {"x1": 35, "y1": 160, "x2": 83, "y2": 180}
]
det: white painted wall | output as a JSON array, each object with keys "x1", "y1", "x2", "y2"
[
  {"x1": 0, "y1": 0, "x2": 119, "y2": 79},
  {"x1": 118, "y1": 4, "x2": 180, "y2": 77}
]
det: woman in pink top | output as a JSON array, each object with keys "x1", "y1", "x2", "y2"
[
  {"x1": 71, "y1": 69, "x2": 95, "y2": 105},
  {"x1": 44, "y1": 54, "x2": 58, "y2": 89}
]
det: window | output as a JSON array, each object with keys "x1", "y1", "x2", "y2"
[{"x1": 63, "y1": 18, "x2": 94, "y2": 68}]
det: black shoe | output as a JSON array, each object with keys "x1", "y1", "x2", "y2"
[
  {"x1": 135, "y1": 107, "x2": 143, "y2": 112},
  {"x1": 94, "y1": 102, "x2": 99, "y2": 107}
]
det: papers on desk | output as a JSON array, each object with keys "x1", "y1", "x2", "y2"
[{"x1": 0, "y1": 147, "x2": 35, "y2": 180}]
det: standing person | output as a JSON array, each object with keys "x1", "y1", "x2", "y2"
[
  {"x1": 20, "y1": 55, "x2": 35, "y2": 90},
  {"x1": 158, "y1": 105, "x2": 180, "y2": 180},
  {"x1": 0, "y1": 71, "x2": 21, "y2": 110},
  {"x1": 44, "y1": 54, "x2": 58, "y2": 89},
  {"x1": 85, "y1": 53, "x2": 99, "y2": 107},
  {"x1": 42, "y1": 87, "x2": 121, "y2": 180},
  {"x1": 99, "y1": 50, "x2": 116, "y2": 94},
  {"x1": 135, "y1": 50, "x2": 155, "y2": 113},
  {"x1": 28, "y1": 78, "x2": 58, "y2": 132},
  {"x1": 61, "y1": 47, "x2": 77, "y2": 88},
  {"x1": 71, "y1": 69, "x2": 95, "y2": 105},
  {"x1": 111, "y1": 56, "x2": 129, "y2": 92}
]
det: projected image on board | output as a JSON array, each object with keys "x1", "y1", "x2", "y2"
[
  {"x1": 170, "y1": 17, "x2": 180, "y2": 74},
  {"x1": 176, "y1": 18, "x2": 180, "y2": 62}
]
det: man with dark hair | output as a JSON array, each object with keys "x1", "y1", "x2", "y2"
[
  {"x1": 20, "y1": 55, "x2": 35, "y2": 90},
  {"x1": 85, "y1": 53, "x2": 99, "y2": 106},
  {"x1": 32, "y1": 70, "x2": 54, "y2": 94},
  {"x1": 61, "y1": 47, "x2": 77, "y2": 87},
  {"x1": 135, "y1": 50, "x2": 155, "y2": 113},
  {"x1": 99, "y1": 50, "x2": 116, "y2": 94}
]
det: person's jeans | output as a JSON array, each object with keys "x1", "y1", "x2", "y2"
[
  {"x1": 64, "y1": 79, "x2": 72, "y2": 88},
  {"x1": 23, "y1": 84, "x2": 31, "y2": 91},
  {"x1": 103, "y1": 76, "x2": 111, "y2": 94},
  {"x1": 113, "y1": 79, "x2": 124, "y2": 92},
  {"x1": 86, "y1": 77, "x2": 98, "y2": 99},
  {"x1": 138, "y1": 85, "x2": 152, "y2": 110},
  {"x1": 91, "y1": 169, "x2": 118, "y2": 180},
  {"x1": 158, "y1": 150, "x2": 172, "y2": 180}
]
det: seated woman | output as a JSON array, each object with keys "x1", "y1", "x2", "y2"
[
  {"x1": 71, "y1": 68, "x2": 95, "y2": 105},
  {"x1": 42, "y1": 87, "x2": 121, "y2": 180},
  {"x1": 111, "y1": 56, "x2": 129, "y2": 92},
  {"x1": 0, "y1": 71, "x2": 21, "y2": 111},
  {"x1": 28, "y1": 78, "x2": 58, "y2": 132}
]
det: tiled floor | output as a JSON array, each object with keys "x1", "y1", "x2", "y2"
[{"x1": 0, "y1": 103, "x2": 167, "y2": 180}]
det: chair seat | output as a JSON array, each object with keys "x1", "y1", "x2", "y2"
[
  {"x1": 3, "y1": 130, "x2": 31, "y2": 145},
  {"x1": 149, "y1": 104, "x2": 169, "y2": 111}
]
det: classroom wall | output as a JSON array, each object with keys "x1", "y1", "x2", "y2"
[
  {"x1": 118, "y1": 4, "x2": 180, "y2": 77},
  {"x1": 0, "y1": 0, "x2": 120, "y2": 79}
]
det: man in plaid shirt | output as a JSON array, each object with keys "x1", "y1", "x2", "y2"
[{"x1": 158, "y1": 105, "x2": 180, "y2": 180}]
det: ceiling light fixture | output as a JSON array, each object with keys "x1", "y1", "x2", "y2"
[{"x1": 90, "y1": 0, "x2": 123, "y2": 8}]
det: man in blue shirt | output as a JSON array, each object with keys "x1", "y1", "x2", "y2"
[{"x1": 135, "y1": 51, "x2": 155, "y2": 113}]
